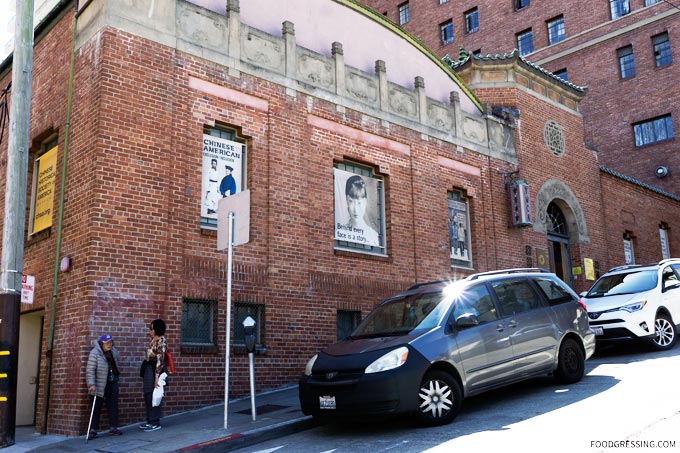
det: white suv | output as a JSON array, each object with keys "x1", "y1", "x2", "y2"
[{"x1": 582, "y1": 259, "x2": 680, "y2": 350}]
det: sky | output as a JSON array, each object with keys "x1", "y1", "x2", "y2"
[{"x1": 0, "y1": 0, "x2": 14, "y2": 61}]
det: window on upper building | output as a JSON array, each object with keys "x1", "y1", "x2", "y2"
[
  {"x1": 234, "y1": 302, "x2": 265, "y2": 347},
  {"x1": 448, "y1": 190, "x2": 472, "y2": 268},
  {"x1": 644, "y1": 0, "x2": 660, "y2": 5},
  {"x1": 201, "y1": 125, "x2": 246, "y2": 229},
  {"x1": 181, "y1": 298, "x2": 218, "y2": 346},
  {"x1": 29, "y1": 137, "x2": 58, "y2": 237},
  {"x1": 517, "y1": 29, "x2": 534, "y2": 56},
  {"x1": 440, "y1": 20, "x2": 454, "y2": 44},
  {"x1": 652, "y1": 32, "x2": 672, "y2": 68},
  {"x1": 633, "y1": 115, "x2": 674, "y2": 147},
  {"x1": 610, "y1": 0, "x2": 630, "y2": 19},
  {"x1": 514, "y1": 0, "x2": 530, "y2": 10},
  {"x1": 334, "y1": 162, "x2": 386, "y2": 255},
  {"x1": 617, "y1": 45, "x2": 635, "y2": 79},
  {"x1": 547, "y1": 16, "x2": 565, "y2": 45},
  {"x1": 439, "y1": 0, "x2": 449, "y2": 4},
  {"x1": 554, "y1": 68, "x2": 568, "y2": 81},
  {"x1": 337, "y1": 310, "x2": 361, "y2": 341},
  {"x1": 465, "y1": 8, "x2": 479, "y2": 33},
  {"x1": 399, "y1": 2, "x2": 410, "y2": 25}
]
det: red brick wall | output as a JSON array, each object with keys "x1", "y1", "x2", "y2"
[{"x1": 1, "y1": 6, "x2": 679, "y2": 436}]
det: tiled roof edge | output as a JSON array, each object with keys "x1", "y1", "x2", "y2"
[
  {"x1": 444, "y1": 48, "x2": 588, "y2": 92},
  {"x1": 600, "y1": 166, "x2": 680, "y2": 202}
]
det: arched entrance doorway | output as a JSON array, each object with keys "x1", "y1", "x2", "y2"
[{"x1": 546, "y1": 202, "x2": 573, "y2": 286}]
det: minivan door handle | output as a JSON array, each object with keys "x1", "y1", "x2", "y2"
[
  {"x1": 495, "y1": 323, "x2": 505, "y2": 332},
  {"x1": 508, "y1": 320, "x2": 518, "y2": 328}
]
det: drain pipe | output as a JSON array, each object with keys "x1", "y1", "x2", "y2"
[{"x1": 42, "y1": 1, "x2": 78, "y2": 434}]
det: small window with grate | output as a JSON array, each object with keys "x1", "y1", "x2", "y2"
[
  {"x1": 181, "y1": 298, "x2": 218, "y2": 345},
  {"x1": 610, "y1": 0, "x2": 630, "y2": 19},
  {"x1": 234, "y1": 302, "x2": 265, "y2": 347},
  {"x1": 547, "y1": 16, "x2": 565, "y2": 45},
  {"x1": 333, "y1": 162, "x2": 386, "y2": 255},
  {"x1": 337, "y1": 310, "x2": 361, "y2": 341}
]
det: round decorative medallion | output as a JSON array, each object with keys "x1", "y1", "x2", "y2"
[{"x1": 543, "y1": 120, "x2": 565, "y2": 157}]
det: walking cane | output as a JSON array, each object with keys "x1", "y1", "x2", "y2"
[{"x1": 86, "y1": 394, "x2": 97, "y2": 443}]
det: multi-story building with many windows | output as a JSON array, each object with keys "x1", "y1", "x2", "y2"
[{"x1": 362, "y1": 0, "x2": 680, "y2": 194}]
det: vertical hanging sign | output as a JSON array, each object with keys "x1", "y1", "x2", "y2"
[{"x1": 32, "y1": 145, "x2": 57, "y2": 234}]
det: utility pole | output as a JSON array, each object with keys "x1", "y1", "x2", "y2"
[{"x1": 0, "y1": 0, "x2": 34, "y2": 447}]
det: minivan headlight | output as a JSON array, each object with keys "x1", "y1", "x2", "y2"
[
  {"x1": 304, "y1": 354, "x2": 318, "y2": 376},
  {"x1": 620, "y1": 300, "x2": 646, "y2": 313},
  {"x1": 365, "y1": 346, "x2": 409, "y2": 374}
]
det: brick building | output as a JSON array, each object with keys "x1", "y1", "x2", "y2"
[
  {"x1": 0, "y1": 0, "x2": 678, "y2": 437},
  {"x1": 361, "y1": 0, "x2": 680, "y2": 194}
]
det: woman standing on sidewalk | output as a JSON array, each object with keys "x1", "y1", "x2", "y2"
[
  {"x1": 140, "y1": 319, "x2": 167, "y2": 432},
  {"x1": 86, "y1": 333, "x2": 123, "y2": 440}
]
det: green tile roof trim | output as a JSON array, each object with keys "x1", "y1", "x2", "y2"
[
  {"x1": 334, "y1": 0, "x2": 484, "y2": 113},
  {"x1": 444, "y1": 48, "x2": 588, "y2": 93},
  {"x1": 600, "y1": 166, "x2": 680, "y2": 202}
]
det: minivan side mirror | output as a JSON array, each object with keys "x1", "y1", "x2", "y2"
[
  {"x1": 456, "y1": 313, "x2": 479, "y2": 328},
  {"x1": 579, "y1": 291, "x2": 587, "y2": 297}
]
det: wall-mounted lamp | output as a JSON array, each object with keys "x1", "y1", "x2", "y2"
[{"x1": 655, "y1": 166, "x2": 669, "y2": 178}]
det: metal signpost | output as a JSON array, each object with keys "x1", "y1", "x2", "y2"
[{"x1": 217, "y1": 190, "x2": 250, "y2": 430}]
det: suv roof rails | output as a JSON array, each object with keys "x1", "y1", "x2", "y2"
[
  {"x1": 607, "y1": 258, "x2": 680, "y2": 274},
  {"x1": 407, "y1": 279, "x2": 450, "y2": 290},
  {"x1": 468, "y1": 268, "x2": 550, "y2": 281}
]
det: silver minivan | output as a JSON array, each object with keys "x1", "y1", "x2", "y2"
[{"x1": 299, "y1": 268, "x2": 596, "y2": 426}]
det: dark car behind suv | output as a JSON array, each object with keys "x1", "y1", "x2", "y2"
[{"x1": 299, "y1": 268, "x2": 595, "y2": 426}]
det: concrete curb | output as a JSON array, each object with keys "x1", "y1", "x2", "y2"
[{"x1": 176, "y1": 416, "x2": 318, "y2": 452}]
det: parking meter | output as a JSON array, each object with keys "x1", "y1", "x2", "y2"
[
  {"x1": 242, "y1": 316, "x2": 257, "y2": 420},
  {"x1": 243, "y1": 316, "x2": 256, "y2": 353}
]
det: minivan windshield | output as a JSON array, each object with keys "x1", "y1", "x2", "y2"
[
  {"x1": 586, "y1": 270, "x2": 658, "y2": 297},
  {"x1": 351, "y1": 292, "x2": 448, "y2": 338}
]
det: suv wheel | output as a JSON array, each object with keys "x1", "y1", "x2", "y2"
[
  {"x1": 415, "y1": 370, "x2": 462, "y2": 426},
  {"x1": 651, "y1": 313, "x2": 676, "y2": 351},
  {"x1": 553, "y1": 338, "x2": 585, "y2": 384}
]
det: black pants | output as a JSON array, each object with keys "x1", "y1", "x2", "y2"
[
  {"x1": 143, "y1": 391, "x2": 162, "y2": 425},
  {"x1": 91, "y1": 380, "x2": 119, "y2": 430}
]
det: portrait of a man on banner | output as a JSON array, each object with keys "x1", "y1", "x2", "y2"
[
  {"x1": 334, "y1": 169, "x2": 382, "y2": 247},
  {"x1": 448, "y1": 198, "x2": 470, "y2": 263},
  {"x1": 201, "y1": 135, "x2": 244, "y2": 219}
]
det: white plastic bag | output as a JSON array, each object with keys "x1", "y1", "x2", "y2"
[{"x1": 152, "y1": 372, "x2": 167, "y2": 407}]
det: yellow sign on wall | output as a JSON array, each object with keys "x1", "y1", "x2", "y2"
[
  {"x1": 32, "y1": 146, "x2": 58, "y2": 234},
  {"x1": 584, "y1": 258, "x2": 595, "y2": 281}
]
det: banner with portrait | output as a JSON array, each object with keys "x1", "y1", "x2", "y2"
[
  {"x1": 201, "y1": 135, "x2": 244, "y2": 219},
  {"x1": 448, "y1": 197, "x2": 471, "y2": 264},
  {"x1": 334, "y1": 168, "x2": 382, "y2": 247}
]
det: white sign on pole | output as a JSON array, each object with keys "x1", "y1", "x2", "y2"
[
  {"x1": 21, "y1": 275, "x2": 35, "y2": 304},
  {"x1": 217, "y1": 190, "x2": 250, "y2": 250}
]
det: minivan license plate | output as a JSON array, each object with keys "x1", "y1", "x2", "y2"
[
  {"x1": 592, "y1": 326, "x2": 604, "y2": 336},
  {"x1": 319, "y1": 395, "x2": 336, "y2": 410}
]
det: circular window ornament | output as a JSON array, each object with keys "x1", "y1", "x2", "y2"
[{"x1": 543, "y1": 120, "x2": 565, "y2": 157}]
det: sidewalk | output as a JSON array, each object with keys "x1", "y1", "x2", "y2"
[{"x1": 5, "y1": 385, "x2": 317, "y2": 453}]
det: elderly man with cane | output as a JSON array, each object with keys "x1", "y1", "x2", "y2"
[{"x1": 86, "y1": 333, "x2": 123, "y2": 441}]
